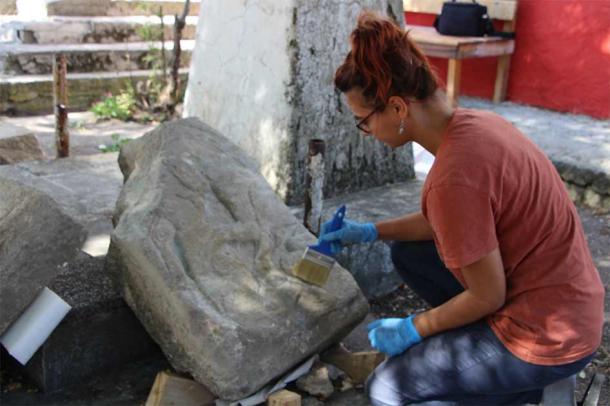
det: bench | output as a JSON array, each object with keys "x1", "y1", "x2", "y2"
[{"x1": 403, "y1": 0, "x2": 518, "y2": 106}]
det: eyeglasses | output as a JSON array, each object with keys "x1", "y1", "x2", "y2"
[{"x1": 356, "y1": 105, "x2": 384, "y2": 134}]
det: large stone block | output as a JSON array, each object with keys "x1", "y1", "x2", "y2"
[
  {"x1": 107, "y1": 118, "x2": 369, "y2": 401},
  {"x1": 183, "y1": 0, "x2": 413, "y2": 205},
  {"x1": 0, "y1": 177, "x2": 86, "y2": 335}
]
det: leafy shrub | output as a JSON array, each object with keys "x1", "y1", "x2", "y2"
[{"x1": 90, "y1": 90, "x2": 136, "y2": 121}]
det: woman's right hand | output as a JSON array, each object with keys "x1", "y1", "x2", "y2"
[{"x1": 318, "y1": 218, "x2": 378, "y2": 254}]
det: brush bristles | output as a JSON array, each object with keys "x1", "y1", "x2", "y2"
[{"x1": 292, "y1": 248, "x2": 334, "y2": 286}]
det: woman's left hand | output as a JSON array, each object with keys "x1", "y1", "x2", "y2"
[{"x1": 367, "y1": 315, "x2": 423, "y2": 356}]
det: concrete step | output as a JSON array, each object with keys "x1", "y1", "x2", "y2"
[
  {"x1": 0, "y1": 39, "x2": 194, "y2": 74},
  {"x1": 106, "y1": 0, "x2": 200, "y2": 17},
  {"x1": 46, "y1": 0, "x2": 200, "y2": 17},
  {"x1": 0, "y1": 15, "x2": 198, "y2": 44},
  {"x1": 0, "y1": 68, "x2": 189, "y2": 115}
]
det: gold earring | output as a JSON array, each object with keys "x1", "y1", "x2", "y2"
[{"x1": 398, "y1": 119, "x2": 405, "y2": 135}]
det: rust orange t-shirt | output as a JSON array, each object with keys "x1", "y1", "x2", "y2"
[{"x1": 421, "y1": 108, "x2": 605, "y2": 366}]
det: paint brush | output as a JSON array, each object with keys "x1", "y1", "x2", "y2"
[{"x1": 292, "y1": 205, "x2": 346, "y2": 286}]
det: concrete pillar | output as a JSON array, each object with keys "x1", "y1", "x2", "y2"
[
  {"x1": 184, "y1": 0, "x2": 414, "y2": 205},
  {"x1": 16, "y1": 0, "x2": 49, "y2": 18}
]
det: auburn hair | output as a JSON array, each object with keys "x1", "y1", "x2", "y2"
[{"x1": 334, "y1": 11, "x2": 438, "y2": 107}]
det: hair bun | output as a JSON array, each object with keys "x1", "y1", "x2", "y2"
[
  {"x1": 350, "y1": 11, "x2": 403, "y2": 104},
  {"x1": 335, "y1": 10, "x2": 438, "y2": 105}
]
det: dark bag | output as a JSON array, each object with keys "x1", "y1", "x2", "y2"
[{"x1": 434, "y1": 0, "x2": 515, "y2": 39}]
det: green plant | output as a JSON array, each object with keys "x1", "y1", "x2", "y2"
[
  {"x1": 90, "y1": 89, "x2": 136, "y2": 121},
  {"x1": 136, "y1": 21, "x2": 163, "y2": 42},
  {"x1": 130, "y1": 6, "x2": 169, "y2": 115},
  {"x1": 136, "y1": 2, "x2": 153, "y2": 16},
  {"x1": 98, "y1": 133, "x2": 131, "y2": 153}
]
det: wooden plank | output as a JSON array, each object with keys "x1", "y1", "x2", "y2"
[
  {"x1": 492, "y1": 18, "x2": 517, "y2": 103},
  {"x1": 406, "y1": 26, "x2": 514, "y2": 59},
  {"x1": 407, "y1": 25, "x2": 507, "y2": 45},
  {"x1": 413, "y1": 40, "x2": 514, "y2": 59},
  {"x1": 146, "y1": 371, "x2": 216, "y2": 406},
  {"x1": 267, "y1": 389, "x2": 301, "y2": 406},
  {"x1": 446, "y1": 59, "x2": 462, "y2": 107},
  {"x1": 52, "y1": 54, "x2": 70, "y2": 158},
  {"x1": 493, "y1": 54, "x2": 511, "y2": 103},
  {"x1": 457, "y1": 40, "x2": 514, "y2": 58},
  {"x1": 321, "y1": 349, "x2": 386, "y2": 385},
  {"x1": 404, "y1": 0, "x2": 518, "y2": 21}
]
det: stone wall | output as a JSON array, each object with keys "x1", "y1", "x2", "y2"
[
  {"x1": 556, "y1": 161, "x2": 610, "y2": 213},
  {"x1": 16, "y1": 0, "x2": 110, "y2": 18},
  {"x1": 1, "y1": 71, "x2": 188, "y2": 115},
  {"x1": 0, "y1": 0, "x2": 16, "y2": 15},
  {"x1": 184, "y1": 0, "x2": 414, "y2": 205}
]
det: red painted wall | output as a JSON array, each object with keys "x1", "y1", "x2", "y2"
[{"x1": 406, "y1": 0, "x2": 610, "y2": 119}]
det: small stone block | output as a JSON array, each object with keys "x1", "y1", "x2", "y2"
[
  {"x1": 267, "y1": 389, "x2": 302, "y2": 406},
  {"x1": 321, "y1": 349, "x2": 386, "y2": 385},
  {"x1": 145, "y1": 371, "x2": 216, "y2": 406}
]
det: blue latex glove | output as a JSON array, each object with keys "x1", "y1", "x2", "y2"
[
  {"x1": 367, "y1": 315, "x2": 423, "y2": 356},
  {"x1": 318, "y1": 219, "x2": 378, "y2": 255}
]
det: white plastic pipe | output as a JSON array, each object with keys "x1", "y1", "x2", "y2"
[{"x1": 0, "y1": 287, "x2": 71, "y2": 365}]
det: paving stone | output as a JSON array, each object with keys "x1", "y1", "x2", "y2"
[{"x1": 1, "y1": 111, "x2": 155, "y2": 157}]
